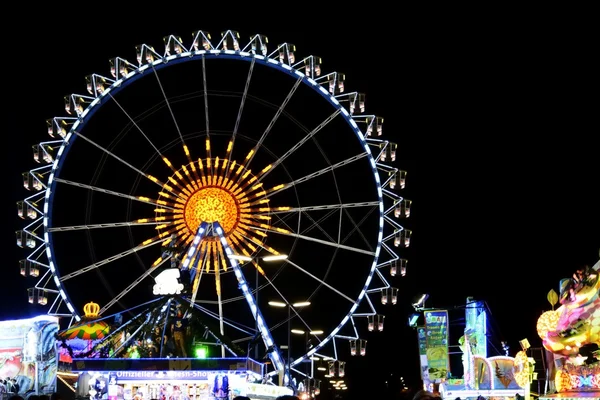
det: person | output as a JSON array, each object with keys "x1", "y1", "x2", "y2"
[
  {"x1": 275, "y1": 396, "x2": 299, "y2": 400},
  {"x1": 212, "y1": 375, "x2": 229, "y2": 400},
  {"x1": 11, "y1": 378, "x2": 19, "y2": 394},
  {"x1": 171, "y1": 309, "x2": 188, "y2": 357},
  {"x1": 232, "y1": 397, "x2": 251, "y2": 400},
  {"x1": 412, "y1": 390, "x2": 440, "y2": 400}
]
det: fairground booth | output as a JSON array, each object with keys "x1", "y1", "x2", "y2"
[{"x1": 70, "y1": 357, "x2": 292, "y2": 400}]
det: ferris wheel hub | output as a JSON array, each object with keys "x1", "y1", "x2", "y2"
[{"x1": 185, "y1": 186, "x2": 239, "y2": 236}]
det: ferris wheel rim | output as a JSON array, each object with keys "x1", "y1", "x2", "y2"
[{"x1": 40, "y1": 47, "x2": 385, "y2": 365}]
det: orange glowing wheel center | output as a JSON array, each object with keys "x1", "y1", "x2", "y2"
[
  {"x1": 144, "y1": 154, "x2": 289, "y2": 274},
  {"x1": 184, "y1": 186, "x2": 239, "y2": 235}
]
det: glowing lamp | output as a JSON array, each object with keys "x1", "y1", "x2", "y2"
[
  {"x1": 194, "y1": 345, "x2": 208, "y2": 359},
  {"x1": 513, "y1": 350, "x2": 530, "y2": 388},
  {"x1": 84, "y1": 301, "x2": 100, "y2": 318},
  {"x1": 536, "y1": 310, "x2": 560, "y2": 339}
]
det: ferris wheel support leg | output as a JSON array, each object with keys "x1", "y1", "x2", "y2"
[{"x1": 212, "y1": 222, "x2": 288, "y2": 382}]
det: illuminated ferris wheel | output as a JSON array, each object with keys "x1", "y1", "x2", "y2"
[{"x1": 16, "y1": 30, "x2": 412, "y2": 381}]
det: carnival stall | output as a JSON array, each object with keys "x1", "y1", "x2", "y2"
[
  {"x1": 70, "y1": 357, "x2": 293, "y2": 400},
  {"x1": 435, "y1": 300, "x2": 526, "y2": 400}
]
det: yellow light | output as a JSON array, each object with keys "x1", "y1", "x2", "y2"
[
  {"x1": 148, "y1": 175, "x2": 158, "y2": 183},
  {"x1": 183, "y1": 145, "x2": 190, "y2": 156},
  {"x1": 137, "y1": 218, "x2": 149, "y2": 223},
  {"x1": 151, "y1": 158, "x2": 281, "y2": 273},
  {"x1": 184, "y1": 187, "x2": 239, "y2": 236},
  {"x1": 205, "y1": 138, "x2": 211, "y2": 151},
  {"x1": 137, "y1": 196, "x2": 150, "y2": 202},
  {"x1": 536, "y1": 310, "x2": 560, "y2": 339},
  {"x1": 142, "y1": 239, "x2": 153, "y2": 246},
  {"x1": 162, "y1": 157, "x2": 173, "y2": 168},
  {"x1": 513, "y1": 351, "x2": 530, "y2": 388}
]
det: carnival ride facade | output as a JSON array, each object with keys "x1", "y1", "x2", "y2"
[
  {"x1": 438, "y1": 301, "x2": 526, "y2": 400},
  {"x1": 0, "y1": 316, "x2": 59, "y2": 396},
  {"x1": 537, "y1": 259, "x2": 600, "y2": 399},
  {"x1": 16, "y1": 30, "x2": 411, "y2": 396}
]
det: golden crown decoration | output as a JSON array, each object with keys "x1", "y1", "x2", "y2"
[{"x1": 83, "y1": 301, "x2": 100, "y2": 318}]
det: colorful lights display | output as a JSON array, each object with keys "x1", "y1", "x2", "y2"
[
  {"x1": 537, "y1": 260, "x2": 600, "y2": 393},
  {"x1": 0, "y1": 316, "x2": 59, "y2": 394},
  {"x1": 142, "y1": 154, "x2": 288, "y2": 278}
]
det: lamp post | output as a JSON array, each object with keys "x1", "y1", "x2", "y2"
[
  {"x1": 269, "y1": 301, "x2": 311, "y2": 387},
  {"x1": 292, "y1": 328, "x2": 323, "y2": 398},
  {"x1": 227, "y1": 253, "x2": 288, "y2": 361}
]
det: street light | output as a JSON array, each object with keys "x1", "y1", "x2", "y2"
[
  {"x1": 293, "y1": 328, "x2": 323, "y2": 397},
  {"x1": 268, "y1": 300, "x2": 311, "y2": 387},
  {"x1": 262, "y1": 254, "x2": 289, "y2": 261},
  {"x1": 226, "y1": 253, "x2": 288, "y2": 360},
  {"x1": 228, "y1": 253, "x2": 288, "y2": 263}
]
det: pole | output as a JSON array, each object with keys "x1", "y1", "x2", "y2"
[
  {"x1": 35, "y1": 361, "x2": 39, "y2": 395},
  {"x1": 255, "y1": 267, "x2": 259, "y2": 361},
  {"x1": 287, "y1": 305, "x2": 291, "y2": 387},
  {"x1": 160, "y1": 297, "x2": 173, "y2": 357}
]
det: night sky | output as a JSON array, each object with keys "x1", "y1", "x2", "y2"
[{"x1": 3, "y1": 17, "x2": 599, "y2": 400}]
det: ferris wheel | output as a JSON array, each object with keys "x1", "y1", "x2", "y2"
[{"x1": 17, "y1": 30, "x2": 412, "y2": 381}]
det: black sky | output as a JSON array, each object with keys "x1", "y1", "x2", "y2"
[{"x1": 2, "y1": 15, "x2": 599, "y2": 399}]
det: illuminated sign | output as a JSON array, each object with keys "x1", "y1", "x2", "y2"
[
  {"x1": 115, "y1": 370, "x2": 211, "y2": 381},
  {"x1": 424, "y1": 310, "x2": 450, "y2": 381},
  {"x1": 153, "y1": 269, "x2": 184, "y2": 295},
  {"x1": 245, "y1": 383, "x2": 294, "y2": 397}
]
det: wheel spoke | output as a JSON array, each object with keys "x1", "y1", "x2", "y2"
[
  {"x1": 258, "y1": 109, "x2": 341, "y2": 183},
  {"x1": 259, "y1": 226, "x2": 375, "y2": 256},
  {"x1": 54, "y1": 178, "x2": 176, "y2": 210},
  {"x1": 60, "y1": 236, "x2": 169, "y2": 281},
  {"x1": 241, "y1": 76, "x2": 303, "y2": 171},
  {"x1": 72, "y1": 131, "x2": 182, "y2": 198},
  {"x1": 99, "y1": 255, "x2": 171, "y2": 315},
  {"x1": 261, "y1": 201, "x2": 380, "y2": 215},
  {"x1": 202, "y1": 55, "x2": 212, "y2": 174},
  {"x1": 340, "y1": 206, "x2": 377, "y2": 252},
  {"x1": 48, "y1": 221, "x2": 173, "y2": 232},
  {"x1": 265, "y1": 152, "x2": 368, "y2": 199},
  {"x1": 259, "y1": 266, "x2": 321, "y2": 343},
  {"x1": 107, "y1": 93, "x2": 163, "y2": 158},
  {"x1": 286, "y1": 259, "x2": 356, "y2": 304},
  {"x1": 151, "y1": 65, "x2": 184, "y2": 144},
  {"x1": 225, "y1": 58, "x2": 255, "y2": 181},
  {"x1": 184, "y1": 299, "x2": 256, "y2": 336}
]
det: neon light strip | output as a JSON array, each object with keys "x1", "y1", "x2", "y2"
[
  {"x1": 212, "y1": 222, "x2": 285, "y2": 375},
  {"x1": 181, "y1": 222, "x2": 208, "y2": 271}
]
